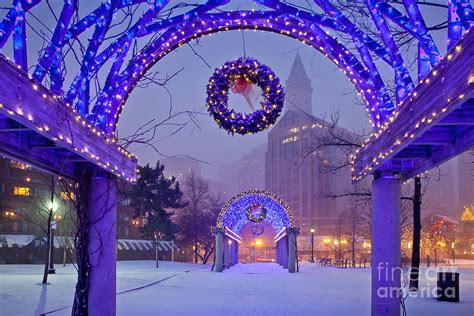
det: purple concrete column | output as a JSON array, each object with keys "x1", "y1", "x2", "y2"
[
  {"x1": 215, "y1": 230, "x2": 224, "y2": 272},
  {"x1": 281, "y1": 236, "x2": 289, "y2": 269},
  {"x1": 371, "y1": 173, "x2": 401, "y2": 316},
  {"x1": 235, "y1": 242, "x2": 239, "y2": 264},
  {"x1": 229, "y1": 240, "x2": 234, "y2": 267},
  {"x1": 276, "y1": 241, "x2": 280, "y2": 265},
  {"x1": 288, "y1": 229, "x2": 297, "y2": 273},
  {"x1": 224, "y1": 237, "x2": 230, "y2": 269},
  {"x1": 231, "y1": 241, "x2": 237, "y2": 266},
  {"x1": 87, "y1": 173, "x2": 117, "y2": 315},
  {"x1": 277, "y1": 239, "x2": 283, "y2": 266}
]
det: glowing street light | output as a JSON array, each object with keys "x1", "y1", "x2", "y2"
[
  {"x1": 310, "y1": 228, "x2": 315, "y2": 263},
  {"x1": 48, "y1": 201, "x2": 58, "y2": 212}
]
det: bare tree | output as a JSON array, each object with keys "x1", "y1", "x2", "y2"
[
  {"x1": 339, "y1": 196, "x2": 371, "y2": 267},
  {"x1": 176, "y1": 171, "x2": 222, "y2": 264}
]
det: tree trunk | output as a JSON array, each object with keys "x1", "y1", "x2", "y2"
[
  {"x1": 409, "y1": 176, "x2": 422, "y2": 291},
  {"x1": 155, "y1": 241, "x2": 159, "y2": 268},
  {"x1": 352, "y1": 235, "x2": 356, "y2": 268},
  {"x1": 352, "y1": 212, "x2": 356, "y2": 268},
  {"x1": 194, "y1": 241, "x2": 198, "y2": 263},
  {"x1": 193, "y1": 199, "x2": 199, "y2": 264},
  {"x1": 63, "y1": 245, "x2": 67, "y2": 267}
]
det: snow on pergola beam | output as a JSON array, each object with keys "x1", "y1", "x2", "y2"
[
  {"x1": 0, "y1": 55, "x2": 137, "y2": 181},
  {"x1": 352, "y1": 29, "x2": 474, "y2": 182}
]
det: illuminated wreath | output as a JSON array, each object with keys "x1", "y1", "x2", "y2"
[
  {"x1": 246, "y1": 203, "x2": 267, "y2": 223},
  {"x1": 252, "y1": 223, "x2": 265, "y2": 236},
  {"x1": 206, "y1": 57, "x2": 285, "y2": 135}
]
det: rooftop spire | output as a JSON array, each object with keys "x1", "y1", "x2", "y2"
[
  {"x1": 284, "y1": 53, "x2": 313, "y2": 115},
  {"x1": 288, "y1": 52, "x2": 310, "y2": 82}
]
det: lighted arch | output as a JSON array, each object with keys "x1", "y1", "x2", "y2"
[
  {"x1": 0, "y1": 0, "x2": 472, "y2": 134},
  {"x1": 101, "y1": 11, "x2": 386, "y2": 133},
  {"x1": 217, "y1": 189, "x2": 295, "y2": 234}
]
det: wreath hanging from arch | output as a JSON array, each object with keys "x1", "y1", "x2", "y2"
[
  {"x1": 252, "y1": 223, "x2": 265, "y2": 236},
  {"x1": 206, "y1": 57, "x2": 285, "y2": 135},
  {"x1": 246, "y1": 203, "x2": 267, "y2": 223}
]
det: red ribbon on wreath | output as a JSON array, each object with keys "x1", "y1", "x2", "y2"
[{"x1": 230, "y1": 77, "x2": 261, "y2": 111}]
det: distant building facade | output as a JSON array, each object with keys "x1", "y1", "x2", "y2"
[
  {"x1": 237, "y1": 144, "x2": 266, "y2": 192},
  {"x1": 162, "y1": 156, "x2": 202, "y2": 184},
  {"x1": 265, "y1": 54, "x2": 355, "y2": 235}
]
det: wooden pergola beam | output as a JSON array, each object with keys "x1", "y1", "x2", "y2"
[
  {"x1": 437, "y1": 101, "x2": 474, "y2": 125},
  {"x1": 413, "y1": 126, "x2": 456, "y2": 145},
  {"x1": 0, "y1": 55, "x2": 137, "y2": 181},
  {"x1": 352, "y1": 30, "x2": 474, "y2": 182},
  {"x1": 392, "y1": 146, "x2": 432, "y2": 160},
  {"x1": 404, "y1": 125, "x2": 474, "y2": 179}
]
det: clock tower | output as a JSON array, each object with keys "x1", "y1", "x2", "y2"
[{"x1": 285, "y1": 53, "x2": 313, "y2": 115}]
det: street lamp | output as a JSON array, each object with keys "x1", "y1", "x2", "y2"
[
  {"x1": 48, "y1": 176, "x2": 57, "y2": 275},
  {"x1": 451, "y1": 241, "x2": 455, "y2": 266},
  {"x1": 310, "y1": 228, "x2": 315, "y2": 263},
  {"x1": 251, "y1": 242, "x2": 256, "y2": 262}
]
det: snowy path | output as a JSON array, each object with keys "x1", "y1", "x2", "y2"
[{"x1": 1, "y1": 261, "x2": 473, "y2": 315}]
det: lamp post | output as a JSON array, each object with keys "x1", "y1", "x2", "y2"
[
  {"x1": 251, "y1": 242, "x2": 256, "y2": 262},
  {"x1": 451, "y1": 242, "x2": 455, "y2": 266},
  {"x1": 48, "y1": 176, "x2": 57, "y2": 274},
  {"x1": 310, "y1": 228, "x2": 315, "y2": 263},
  {"x1": 334, "y1": 239, "x2": 339, "y2": 261}
]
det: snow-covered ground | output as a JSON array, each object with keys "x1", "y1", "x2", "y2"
[{"x1": 0, "y1": 261, "x2": 473, "y2": 315}]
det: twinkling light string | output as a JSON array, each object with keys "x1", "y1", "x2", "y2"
[
  {"x1": 3, "y1": 0, "x2": 470, "y2": 133},
  {"x1": 217, "y1": 190, "x2": 295, "y2": 234},
  {"x1": 351, "y1": 29, "x2": 473, "y2": 181}
]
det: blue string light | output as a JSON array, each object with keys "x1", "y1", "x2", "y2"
[{"x1": 217, "y1": 190, "x2": 295, "y2": 234}]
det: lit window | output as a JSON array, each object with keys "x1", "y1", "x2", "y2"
[
  {"x1": 290, "y1": 127, "x2": 300, "y2": 133},
  {"x1": 4, "y1": 211, "x2": 15, "y2": 217},
  {"x1": 60, "y1": 191, "x2": 75, "y2": 200},
  {"x1": 13, "y1": 186, "x2": 30, "y2": 196},
  {"x1": 10, "y1": 161, "x2": 28, "y2": 169}
]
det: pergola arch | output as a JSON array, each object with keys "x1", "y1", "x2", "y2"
[
  {"x1": 214, "y1": 189, "x2": 299, "y2": 273},
  {"x1": 102, "y1": 12, "x2": 383, "y2": 133},
  {"x1": 2, "y1": 0, "x2": 471, "y2": 136},
  {"x1": 216, "y1": 189, "x2": 295, "y2": 234}
]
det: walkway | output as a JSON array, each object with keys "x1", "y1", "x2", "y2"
[{"x1": 1, "y1": 261, "x2": 473, "y2": 315}]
